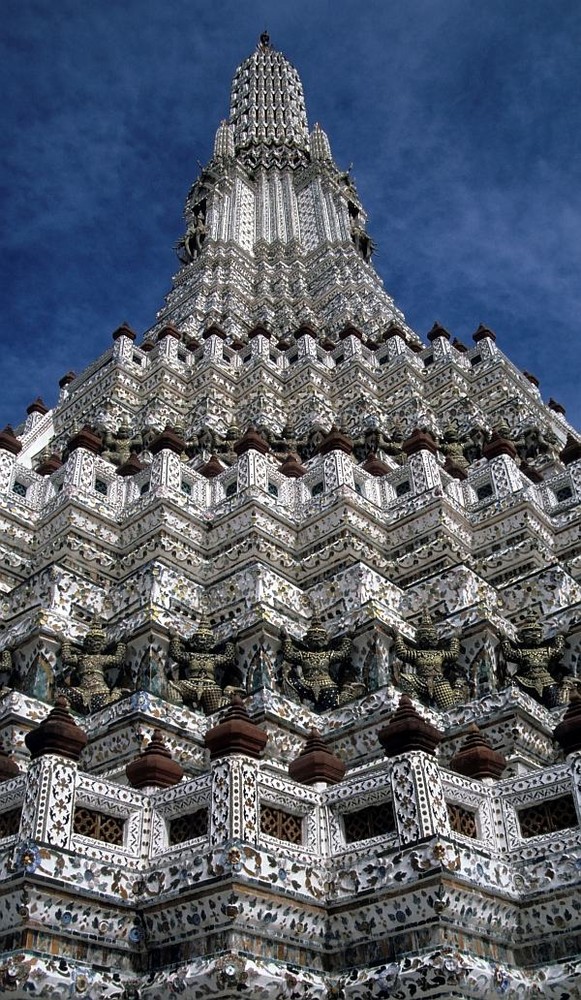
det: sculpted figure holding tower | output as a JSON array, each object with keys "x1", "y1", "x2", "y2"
[
  {"x1": 57, "y1": 622, "x2": 130, "y2": 714},
  {"x1": 281, "y1": 617, "x2": 359, "y2": 711},
  {"x1": 168, "y1": 614, "x2": 239, "y2": 714},
  {"x1": 394, "y1": 609, "x2": 463, "y2": 710},
  {"x1": 501, "y1": 616, "x2": 566, "y2": 707}
]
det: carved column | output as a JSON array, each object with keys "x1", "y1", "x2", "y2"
[
  {"x1": 389, "y1": 752, "x2": 450, "y2": 845},
  {"x1": 209, "y1": 756, "x2": 260, "y2": 846},
  {"x1": 18, "y1": 754, "x2": 78, "y2": 850},
  {"x1": 205, "y1": 701, "x2": 268, "y2": 846}
]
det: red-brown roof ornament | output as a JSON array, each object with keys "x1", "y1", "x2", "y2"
[
  {"x1": 523, "y1": 371, "x2": 540, "y2": 387},
  {"x1": 204, "y1": 696, "x2": 268, "y2": 760},
  {"x1": 472, "y1": 324, "x2": 496, "y2": 343},
  {"x1": 520, "y1": 462, "x2": 543, "y2": 484},
  {"x1": 317, "y1": 425, "x2": 353, "y2": 456},
  {"x1": 294, "y1": 324, "x2": 317, "y2": 339},
  {"x1": 339, "y1": 324, "x2": 364, "y2": 342},
  {"x1": 67, "y1": 426, "x2": 103, "y2": 455},
  {"x1": 377, "y1": 694, "x2": 443, "y2": 757},
  {"x1": 401, "y1": 428, "x2": 438, "y2": 457},
  {"x1": 112, "y1": 323, "x2": 136, "y2": 342},
  {"x1": 198, "y1": 454, "x2": 225, "y2": 479},
  {"x1": 59, "y1": 371, "x2": 76, "y2": 388},
  {"x1": 0, "y1": 747, "x2": 20, "y2": 782},
  {"x1": 26, "y1": 397, "x2": 49, "y2": 416},
  {"x1": 451, "y1": 338, "x2": 468, "y2": 353},
  {"x1": 115, "y1": 453, "x2": 146, "y2": 477},
  {"x1": 482, "y1": 431, "x2": 517, "y2": 461},
  {"x1": 548, "y1": 398, "x2": 566, "y2": 416},
  {"x1": 150, "y1": 425, "x2": 186, "y2": 456},
  {"x1": 0, "y1": 426, "x2": 22, "y2": 456},
  {"x1": 362, "y1": 453, "x2": 391, "y2": 477},
  {"x1": 279, "y1": 453, "x2": 307, "y2": 478},
  {"x1": 383, "y1": 324, "x2": 407, "y2": 342},
  {"x1": 320, "y1": 337, "x2": 336, "y2": 351},
  {"x1": 553, "y1": 689, "x2": 581, "y2": 755},
  {"x1": 247, "y1": 324, "x2": 271, "y2": 340},
  {"x1": 157, "y1": 324, "x2": 181, "y2": 342},
  {"x1": 288, "y1": 729, "x2": 345, "y2": 785},
  {"x1": 202, "y1": 324, "x2": 227, "y2": 340},
  {"x1": 560, "y1": 436, "x2": 581, "y2": 465},
  {"x1": 449, "y1": 724, "x2": 506, "y2": 780},
  {"x1": 443, "y1": 457, "x2": 467, "y2": 481},
  {"x1": 141, "y1": 341, "x2": 155, "y2": 353},
  {"x1": 125, "y1": 730, "x2": 184, "y2": 789},
  {"x1": 427, "y1": 322, "x2": 451, "y2": 343},
  {"x1": 36, "y1": 454, "x2": 63, "y2": 476},
  {"x1": 233, "y1": 427, "x2": 270, "y2": 456},
  {"x1": 24, "y1": 696, "x2": 88, "y2": 762}
]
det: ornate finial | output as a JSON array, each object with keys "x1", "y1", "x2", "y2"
[
  {"x1": 0, "y1": 746, "x2": 20, "y2": 782},
  {"x1": 126, "y1": 729, "x2": 184, "y2": 788},
  {"x1": 259, "y1": 30, "x2": 270, "y2": 48},
  {"x1": 204, "y1": 695, "x2": 268, "y2": 759},
  {"x1": 288, "y1": 728, "x2": 346, "y2": 785},
  {"x1": 377, "y1": 694, "x2": 443, "y2": 757},
  {"x1": 553, "y1": 689, "x2": 581, "y2": 755},
  {"x1": 24, "y1": 696, "x2": 88, "y2": 762},
  {"x1": 449, "y1": 724, "x2": 506, "y2": 780}
]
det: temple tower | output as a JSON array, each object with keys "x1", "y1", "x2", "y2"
[{"x1": 0, "y1": 34, "x2": 580, "y2": 999}]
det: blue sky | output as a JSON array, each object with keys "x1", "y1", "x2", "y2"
[{"x1": 2, "y1": 0, "x2": 580, "y2": 429}]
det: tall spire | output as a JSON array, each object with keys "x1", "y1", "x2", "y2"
[
  {"x1": 151, "y1": 38, "x2": 410, "y2": 343},
  {"x1": 229, "y1": 33, "x2": 310, "y2": 167}
]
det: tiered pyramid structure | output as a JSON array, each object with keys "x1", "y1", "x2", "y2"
[{"x1": 0, "y1": 33, "x2": 580, "y2": 999}]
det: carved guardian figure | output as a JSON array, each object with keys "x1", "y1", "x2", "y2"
[
  {"x1": 168, "y1": 615, "x2": 240, "y2": 714},
  {"x1": 281, "y1": 617, "x2": 359, "y2": 711},
  {"x1": 394, "y1": 610, "x2": 463, "y2": 710},
  {"x1": 57, "y1": 622, "x2": 130, "y2": 714},
  {"x1": 501, "y1": 616, "x2": 566, "y2": 707}
]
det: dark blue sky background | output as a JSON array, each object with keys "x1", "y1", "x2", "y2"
[{"x1": 2, "y1": 0, "x2": 580, "y2": 428}]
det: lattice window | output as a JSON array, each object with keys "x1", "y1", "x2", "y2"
[
  {"x1": 260, "y1": 805, "x2": 303, "y2": 844},
  {"x1": 343, "y1": 801, "x2": 397, "y2": 843},
  {"x1": 447, "y1": 802, "x2": 478, "y2": 839},
  {"x1": 226, "y1": 481, "x2": 237, "y2": 497},
  {"x1": 94, "y1": 479, "x2": 108, "y2": 496},
  {"x1": 311, "y1": 481, "x2": 324, "y2": 497},
  {"x1": 396, "y1": 480, "x2": 411, "y2": 497},
  {"x1": 517, "y1": 794, "x2": 578, "y2": 839},
  {"x1": 181, "y1": 481, "x2": 192, "y2": 496},
  {"x1": 556, "y1": 485, "x2": 573, "y2": 503},
  {"x1": 0, "y1": 808, "x2": 21, "y2": 838},
  {"x1": 169, "y1": 808, "x2": 209, "y2": 845},
  {"x1": 477, "y1": 482, "x2": 493, "y2": 501},
  {"x1": 267, "y1": 482, "x2": 279, "y2": 497},
  {"x1": 73, "y1": 806, "x2": 124, "y2": 846},
  {"x1": 140, "y1": 482, "x2": 150, "y2": 495},
  {"x1": 12, "y1": 482, "x2": 27, "y2": 498}
]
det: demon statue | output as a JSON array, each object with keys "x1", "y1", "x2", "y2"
[
  {"x1": 281, "y1": 617, "x2": 361, "y2": 711},
  {"x1": 57, "y1": 622, "x2": 130, "y2": 714},
  {"x1": 501, "y1": 616, "x2": 567, "y2": 707},
  {"x1": 393, "y1": 609, "x2": 464, "y2": 710},
  {"x1": 168, "y1": 615, "x2": 241, "y2": 714}
]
